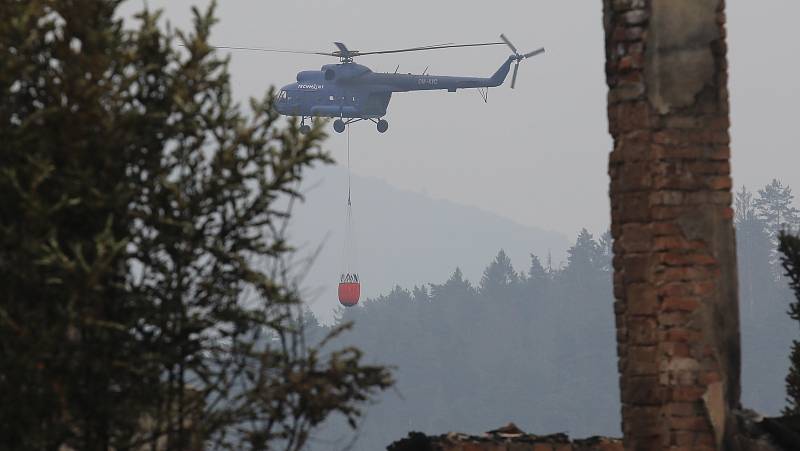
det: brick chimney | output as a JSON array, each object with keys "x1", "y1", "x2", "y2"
[{"x1": 603, "y1": 1, "x2": 741, "y2": 450}]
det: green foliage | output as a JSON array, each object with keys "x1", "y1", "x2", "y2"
[
  {"x1": 0, "y1": 1, "x2": 390, "y2": 450},
  {"x1": 780, "y1": 232, "x2": 800, "y2": 415}
]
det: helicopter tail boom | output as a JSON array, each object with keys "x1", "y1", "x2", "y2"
[
  {"x1": 373, "y1": 36, "x2": 543, "y2": 92},
  {"x1": 487, "y1": 56, "x2": 517, "y2": 87},
  {"x1": 364, "y1": 57, "x2": 518, "y2": 93}
]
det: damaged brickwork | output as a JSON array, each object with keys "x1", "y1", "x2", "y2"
[
  {"x1": 389, "y1": 426, "x2": 623, "y2": 451},
  {"x1": 603, "y1": 0, "x2": 741, "y2": 450}
]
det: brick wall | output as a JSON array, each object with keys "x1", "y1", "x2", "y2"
[{"x1": 603, "y1": 0, "x2": 740, "y2": 450}]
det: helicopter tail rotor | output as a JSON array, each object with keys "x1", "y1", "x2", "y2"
[{"x1": 500, "y1": 34, "x2": 545, "y2": 89}]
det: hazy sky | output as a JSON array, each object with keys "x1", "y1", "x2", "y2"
[{"x1": 120, "y1": 0, "x2": 800, "y2": 239}]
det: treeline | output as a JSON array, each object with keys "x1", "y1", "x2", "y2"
[
  {"x1": 306, "y1": 179, "x2": 800, "y2": 450},
  {"x1": 734, "y1": 180, "x2": 800, "y2": 415},
  {"x1": 308, "y1": 229, "x2": 618, "y2": 449}
]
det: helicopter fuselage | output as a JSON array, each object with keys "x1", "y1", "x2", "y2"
[{"x1": 274, "y1": 56, "x2": 516, "y2": 120}]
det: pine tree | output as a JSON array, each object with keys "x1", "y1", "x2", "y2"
[
  {"x1": 736, "y1": 185, "x2": 757, "y2": 224},
  {"x1": 598, "y1": 230, "x2": 614, "y2": 273},
  {"x1": 780, "y1": 232, "x2": 800, "y2": 415},
  {"x1": 430, "y1": 267, "x2": 475, "y2": 299},
  {"x1": 735, "y1": 185, "x2": 775, "y2": 307},
  {"x1": 754, "y1": 180, "x2": 799, "y2": 278},
  {"x1": 755, "y1": 179, "x2": 800, "y2": 241},
  {"x1": 0, "y1": 2, "x2": 390, "y2": 449},
  {"x1": 479, "y1": 249, "x2": 520, "y2": 297},
  {"x1": 412, "y1": 285, "x2": 431, "y2": 303},
  {"x1": 563, "y1": 228, "x2": 605, "y2": 284},
  {"x1": 527, "y1": 254, "x2": 549, "y2": 284}
]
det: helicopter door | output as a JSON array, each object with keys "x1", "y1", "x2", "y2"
[{"x1": 365, "y1": 92, "x2": 391, "y2": 117}]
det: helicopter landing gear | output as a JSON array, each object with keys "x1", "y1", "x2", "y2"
[
  {"x1": 332, "y1": 117, "x2": 389, "y2": 134},
  {"x1": 300, "y1": 117, "x2": 311, "y2": 135},
  {"x1": 333, "y1": 119, "x2": 346, "y2": 133}
]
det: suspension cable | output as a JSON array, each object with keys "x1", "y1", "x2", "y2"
[{"x1": 347, "y1": 124, "x2": 351, "y2": 206}]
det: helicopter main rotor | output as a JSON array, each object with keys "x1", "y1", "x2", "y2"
[{"x1": 209, "y1": 40, "x2": 507, "y2": 63}]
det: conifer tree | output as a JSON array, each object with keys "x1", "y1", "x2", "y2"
[
  {"x1": 429, "y1": 267, "x2": 475, "y2": 301},
  {"x1": 479, "y1": 249, "x2": 519, "y2": 297},
  {"x1": 527, "y1": 254, "x2": 548, "y2": 285},
  {"x1": 735, "y1": 185, "x2": 775, "y2": 305},
  {"x1": 563, "y1": 229, "x2": 605, "y2": 284},
  {"x1": 780, "y1": 232, "x2": 800, "y2": 415},
  {"x1": 598, "y1": 230, "x2": 613, "y2": 272},
  {"x1": 0, "y1": 2, "x2": 390, "y2": 449},
  {"x1": 753, "y1": 180, "x2": 800, "y2": 278},
  {"x1": 412, "y1": 285, "x2": 431, "y2": 303},
  {"x1": 755, "y1": 180, "x2": 800, "y2": 239}
]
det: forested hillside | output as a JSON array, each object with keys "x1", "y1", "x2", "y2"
[
  {"x1": 289, "y1": 164, "x2": 569, "y2": 322},
  {"x1": 303, "y1": 229, "x2": 615, "y2": 450},
  {"x1": 304, "y1": 180, "x2": 799, "y2": 450}
]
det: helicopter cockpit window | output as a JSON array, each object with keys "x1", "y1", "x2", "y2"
[{"x1": 278, "y1": 90, "x2": 288, "y2": 101}]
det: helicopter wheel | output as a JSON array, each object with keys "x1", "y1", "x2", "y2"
[
  {"x1": 333, "y1": 119, "x2": 346, "y2": 133},
  {"x1": 376, "y1": 119, "x2": 388, "y2": 133},
  {"x1": 299, "y1": 124, "x2": 311, "y2": 135}
]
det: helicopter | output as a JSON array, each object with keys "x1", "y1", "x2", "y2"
[{"x1": 214, "y1": 35, "x2": 544, "y2": 134}]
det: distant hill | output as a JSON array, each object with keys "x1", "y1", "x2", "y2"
[{"x1": 287, "y1": 164, "x2": 569, "y2": 322}]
